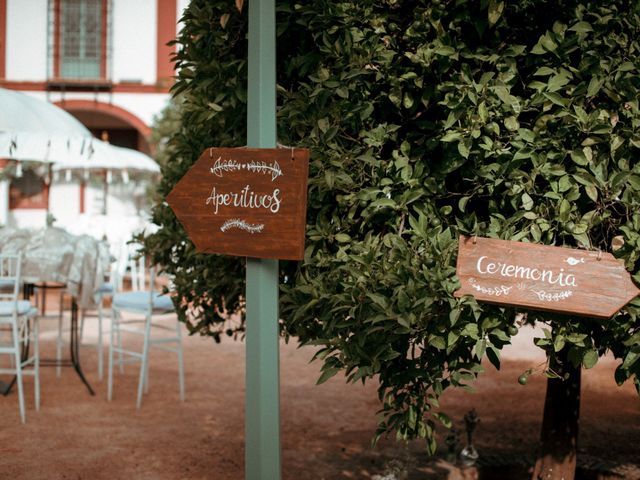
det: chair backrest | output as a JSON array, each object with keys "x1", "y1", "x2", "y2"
[
  {"x1": 147, "y1": 265, "x2": 156, "y2": 311},
  {"x1": 110, "y1": 243, "x2": 146, "y2": 292},
  {"x1": 130, "y1": 255, "x2": 146, "y2": 291},
  {"x1": 0, "y1": 253, "x2": 22, "y2": 305},
  {"x1": 109, "y1": 243, "x2": 169, "y2": 311}
]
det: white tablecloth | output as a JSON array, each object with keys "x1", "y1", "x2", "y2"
[{"x1": 0, "y1": 227, "x2": 110, "y2": 309}]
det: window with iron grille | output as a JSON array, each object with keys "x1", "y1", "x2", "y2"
[{"x1": 49, "y1": 0, "x2": 110, "y2": 81}]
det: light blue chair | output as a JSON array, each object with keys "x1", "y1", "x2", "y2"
[
  {"x1": 0, "y1": 253, "x2": 39, "y2": 423},
  {"x1": 107, "y1": 262, "x2": 184, "y2": 408}
]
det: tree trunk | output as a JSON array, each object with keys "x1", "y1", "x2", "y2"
[{"x1": 531, "y1": 348, "x2": 581, "y2": 480}]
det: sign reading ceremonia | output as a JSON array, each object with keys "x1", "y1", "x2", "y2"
[
  {"x1": 454, "y1": 235, "x2": 640, "y2": 319},
  {"x1": 167, "y1": 147, "x2": 309, "y2": 260}
]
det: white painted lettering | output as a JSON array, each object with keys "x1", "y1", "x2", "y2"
[
  {"x1": 477, "y1": 256, "x2": 488, "y2": 274},
  {"x1": 473, "y1": 256, "x2": 578, "y2": 288},
  {"x1": 205, "y1": 184, "x2": 283, "y2": 215}
]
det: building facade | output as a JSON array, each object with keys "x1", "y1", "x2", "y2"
[{"x1": 0, "y1": 0, "x2": 188, "y2": 243}]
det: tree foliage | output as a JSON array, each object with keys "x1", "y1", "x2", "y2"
[
  {"x1": 143, "y1": 0, "x2": 640, "y2": 451},
  {"x1": 150, "y1": 94, "x2": 184, "y2": 169}
]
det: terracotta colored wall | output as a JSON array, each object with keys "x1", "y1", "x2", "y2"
[{"x1": 156, "y1": 0, "x2": 177, "y2": 86}]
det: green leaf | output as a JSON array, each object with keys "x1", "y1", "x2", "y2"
[
  {"x1": 371, "y1": 198, "x2": 397, "y2": 209},
  {"x1": 618, "y1": 62, "x2": 635, "y2": 72},
  {"x1": 336, "y1": 86, "x2": 349, "y2": 99},
  {"x1": 548, "y1": 73, "x2": 571, "y2": 92},
  {"x1": 486, "y1": 346, "x2": 501, "y2": 370},
  {"x1": 567, "y1": 333, "x2": 588, "y2": 346},
  {"x1": 517, "y1": 128, "x2": 536, "y2": 143},
  {"x1": 403, "y1": 93, "x2": 414, "y2": 109},
  {"x1": 449, "y1": 308, "x2": 461, "y2": 326},
  {"x1": 582, "y1": 350, "x2": 598, "y2": 369},
  {"x1": 462, "y1": 323, "x2": 480, "y2": 340},
  {"x1": 441, "y1": 131, "x2": 462, "y2": 142},
  {"x1": 543, "y1": 92, "x2": 568, "y2": 107},
  {"x1": 553, "y1": 335, "x2": 566, "y2": 353},
  {"x1": 532, "y1": 33, "x2": 557, "y2": 54},
  {"x1": 434, "y1": 45, "x2": 456, "y2": 56},
  {"x1": 478, "y1": 102, "x2": 489, "y2": 123},
  {"x1": 530, "y1": 222, "x2": 542, "y2": 241},
  {"x1": 628, "y1": 175, "x2": 640, "y2": 191},
  {"x1": 434, "y1": 412, "x2": 453, "y2": 428},
  {"x1": 487, "y1": 0, "x2": 505, "y2": 26},
  {"x1": 458, "y1": 139, "x2": 471, "y2": 159},
  {"x1": 573, "y1": 232, "x2": 591, "y2": 248},
  {"x1": 430, "y1": 336, "x2": 446, "y2": 350},
  {"x1": 570, "y1": 149, "x2": 588, "y2": 166},
  {"x1": 559, "y1": 199, "x2": 571, "y2": 222},
  {"x1": 504, "y1": 116, "x2": 519, "y2": 131},
  {"x1": 534, "y1": 67, "x2": 555, "y2": 76},
  {"x1": 475, "y1": 338, "x2": 487, "y2": 359},
  {"x1": 622, "y1": 349, "x2": 639, "y2": 369},
  {"x1": 317, "y1": 367, "x2": 340, "y2": 385},
  {"x1": 587, "y1": 76, "x2": 603, "y2": 97},
  {"x1": 614, "y1": 365, "x2": 629, "y2": 386},
  {"x1": 521, "y1": 193, "x2": 534, "y2": 211},
  {"x1": 458, "y1": 196, "x2": 470, "y2": 212},
  {"x1": 367, "y1": 292, "x2": 388, "y2": 309},
  {"x1": 569, "y1": 21, "x2": 593, "y2": 33},
  {"x1": 567, "y1": 347, "x2": 582, "y2": 368},
  {"x1": 558, "y1": 175, "x2": 572, "y2": 192},
  {"x1": 207, "y1": 102, "x2": 223, "y2": 112}
]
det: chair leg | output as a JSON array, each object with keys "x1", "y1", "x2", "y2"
[
  {"x1": 56, "y1": 294, "x2": 64, "y2": 378},
  {"x1": 144, "y1": 357, "x2": 150, "y2": 394},
  {"x1": 107, "y1": 309, "x2": 116, "y2": 401},
  {"x1": 117, "y1": 314, "x2": 124, "y2": 374},
  {"x1": 176, "y1": 321, "x2": 185, "y2": 402},
  {"x1": 33, "y1": 316, "x2": 40, "y2": 411},
  {"x1": 12, "y1": 317, "x2": 26, "y2": 423},
  {"x1": 80, "y1": 309, "x2": 86, "y2": 343},
  {"x1": 136, "y1": 314, "x2": 152, "y2": 409},
  {"x1": 97, "y1": 301, "x2": 104, "y2": 381}
]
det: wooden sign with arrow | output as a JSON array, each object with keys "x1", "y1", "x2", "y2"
[
  {"x1": 167, "y1": 147, "x2": 309, "y2": 260},
  {"x1": 454, "y1": 235, "x2": 640, "y2": 319}
]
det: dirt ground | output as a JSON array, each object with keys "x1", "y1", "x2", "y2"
[{"x1": 1, "y1": 308, "x2": 639, "y2": 480}]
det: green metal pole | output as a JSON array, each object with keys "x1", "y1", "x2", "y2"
[{"x1": 246, "y1": 0, "x2": 280, "y2": 479}]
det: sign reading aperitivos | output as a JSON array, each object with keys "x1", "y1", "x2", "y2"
[
  {"x1": 167, "y1": 147, "x2": 309, "y2": 260},
  {"x1": 454, "y1": 235, "x2": 640, "y2": 319}
]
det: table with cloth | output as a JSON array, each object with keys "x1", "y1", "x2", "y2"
[{"x1": 0, "y1": 226, "x2": 111, "y2": 394}]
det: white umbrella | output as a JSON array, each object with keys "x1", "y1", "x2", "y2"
[
  {"x1": 0, "y1": 88, "x2": 159, "y2": 173},
  {"x1": 52, "y1": 140, "x2": 160, "y2": 173},
  {"x1": 0, "y1": 87, "x2": 93, "y2": 163}
]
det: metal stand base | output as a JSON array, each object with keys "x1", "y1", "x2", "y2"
[{"x1": 2, "y1": 284, "x2": 95, "y2": 396}]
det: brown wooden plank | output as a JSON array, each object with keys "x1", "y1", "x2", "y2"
[
  {"x1": 454, "y1": 235, "x2": 640, "y2": 319},
  {"x1": 167, "y1": 147, "x2": 309, "y2": 260}
]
